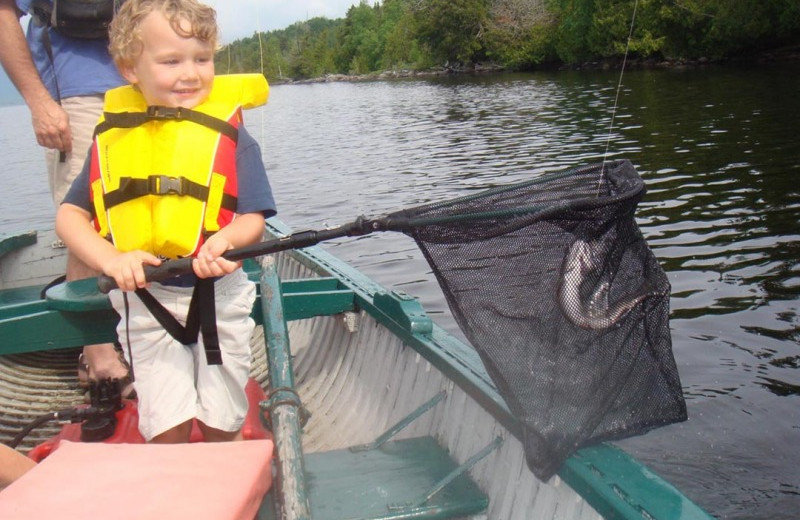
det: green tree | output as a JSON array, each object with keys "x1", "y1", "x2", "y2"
[
  {"x1": 335, "y1": 2, "x2": 384, "y2": 74},
  {"x1": 484, "y1": 0, "x2": 556, "y2": 68},
  {"x1": 588, "y1": 0, "x2": 663, "y2": 59},
  {"x1": 652, "y1": 0, "x2": 800, "y2": 59},
  {"x1": 380, "y1": 0, "x2": 424, "y2": 69},
  {"x1": 414, "y1": 0, "x2": 491, "y2": 66},
  {"x1": 262, "y1": 34, "x2": 290, "y2": 80},
  {"x1": 546, "y1": 0, "x2": 666, "y2": 64},
  {"x1": 547, "y1": 0, "x2": 595, "y2": 63},
  {"x1": 216, "y1": 0, "x2": 800, "y2": 78}
]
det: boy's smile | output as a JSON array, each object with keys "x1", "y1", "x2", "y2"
[{"x1": 120, "y1": 10, "x2": 214, "y2": 109}]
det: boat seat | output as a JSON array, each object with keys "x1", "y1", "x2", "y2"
[
  {"x1": 0, "y1": 265, "x2": 356, "y2": 356},
  {"x1": 0, "y1": 230, "x2": 36, "y2": 259},
  {"x1": 257, "y1": 436, "x2": 488, "y2": 520},
  {"x1": 45, "y1": 277, "x2": 112, "y2": 311},
  {"x1": 0, "y1": 285, "x2": 48, "y2": 310},
  {"x1": 0, "y1": 232, "x2": 50, "y2": 313}
]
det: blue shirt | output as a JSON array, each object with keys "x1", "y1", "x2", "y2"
[{"x1": 16, "y1": 0, "x2": 125, "y2": 99}]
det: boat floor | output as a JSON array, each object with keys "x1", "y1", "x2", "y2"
[{"x1": 258, "y1": 436, "x2": 488, "y2": 520}]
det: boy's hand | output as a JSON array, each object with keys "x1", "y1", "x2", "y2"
[
  {"x1": 193, "y1": 234, "x2": 241, "y2": 279},
  {"x1": 103, "y1": 251, "x2": 162, "y2": 291}
]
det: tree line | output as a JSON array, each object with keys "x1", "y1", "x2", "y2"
[{"x1": 214, "y1": 0, "x2": 800, "y2": 81}]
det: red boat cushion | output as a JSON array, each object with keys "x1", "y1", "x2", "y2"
[
  {"x1": 0, "y1": 439, "x2": 273, "y2": 520},
  {"x1": 27, "y1": 378, "x2": 272, "y2": 463}
]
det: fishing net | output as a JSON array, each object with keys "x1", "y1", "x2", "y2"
[
  {"x1": 118, "y1": 158, "x2": 687, "y2": 481},
  {"x1": 392, "y1": 159, "x2": 687, "y2": 480}
]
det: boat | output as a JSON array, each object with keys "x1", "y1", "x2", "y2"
[{"x1": 0, "y1": 219, "x2": 715, "y2": 519}]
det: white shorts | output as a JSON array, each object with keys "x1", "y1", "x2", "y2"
[
  {"x1": 45, "y1": 95, "x2": 104, "y2": 206},
  {"x1": 109, "y1": 269, "x2": 256, "y2": 441}
]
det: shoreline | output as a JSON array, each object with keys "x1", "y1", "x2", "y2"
[{"x1": 272, "y1": 44, "x2": 800, "y2": 85}]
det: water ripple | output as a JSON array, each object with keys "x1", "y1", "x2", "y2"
[{"x1": 255, "y1": 67, "x2": 800, "y2": 519}]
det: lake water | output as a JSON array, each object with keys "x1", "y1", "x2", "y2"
[{"x1": 1, "y1": 62, "x2": 799, "y2": 519}]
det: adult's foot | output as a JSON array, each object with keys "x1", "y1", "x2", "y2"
[{"x1": 79, "y1": 344, "x2": 135, "y2": 398}]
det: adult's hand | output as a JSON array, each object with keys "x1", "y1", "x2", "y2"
[
  {"x1": 0, "y1": 0, "x2": 72, "y2": 152},
  {"x1": 30, "y1": 95, "x2": 72, "y2": 152}
]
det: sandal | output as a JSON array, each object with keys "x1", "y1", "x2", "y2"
[{"x1": 77, "y1": 351, "x2": 136, "y2": 399}]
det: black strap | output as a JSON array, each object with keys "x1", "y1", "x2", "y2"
[
  {"x1": 134, "y1": 278, "x2": 222, "y2": 365},
  {"x1": 102, "y1": 175, "x2": 237, "y2": 211},
  {"x1": 183, "y1": 278, "x2": 222, "y2": 365},
  {"x1": 94, "y1": 106, "x2": 239, "y2": 143},
  {"x1": 30, "y1": 0, "x2": 121, "y2": 40},
  {"x1": 122, "y1": 292, "x2": 136, "y2": 381}
]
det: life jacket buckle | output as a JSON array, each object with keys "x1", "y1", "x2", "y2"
[
  {"x1": 146, "y1": 106, "x2": 184, "y2": 120},
  {"x1": 149, "y1": 175, "x2": 187, "y2": 195}
]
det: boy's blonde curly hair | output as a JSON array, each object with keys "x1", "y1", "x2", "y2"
[{"x1": 109, "y1": 0, "x2": 218, "y2": 68}]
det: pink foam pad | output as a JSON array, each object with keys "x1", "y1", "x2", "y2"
[{"x1": 0, "y1": 439, "x2": 273, "y2": 520}]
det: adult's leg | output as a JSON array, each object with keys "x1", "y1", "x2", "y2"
[
  {"x1": 69, "y1": 250, "x2": 129, "y2": 381},
  {"x1": 49, "y1": 96, "x2": 129, "y2": 384}
]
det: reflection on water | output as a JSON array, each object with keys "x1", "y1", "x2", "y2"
[{"x1": 2, "y1": 62, "x2": 798, "y2": 519}]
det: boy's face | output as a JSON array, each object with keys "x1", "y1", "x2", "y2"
[{"x1": 120, "y1": 10, "x2": 214, "y2": 109}]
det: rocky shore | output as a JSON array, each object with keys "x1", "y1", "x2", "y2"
[{"x1": 272, "y1": 44, "x2": 800, "y2": 85}]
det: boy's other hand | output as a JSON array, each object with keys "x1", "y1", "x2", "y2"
[{"x1": 193, "y1": 235, "x2": 241, "y2": 279}]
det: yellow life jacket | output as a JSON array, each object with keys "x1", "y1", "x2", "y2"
[{"x1": 89, "y1": 74, "x2": 269, "y2": 258}]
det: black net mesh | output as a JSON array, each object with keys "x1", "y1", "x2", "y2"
[{"x1": 394, "y1": 159, "x2": 687, "y2": 480}]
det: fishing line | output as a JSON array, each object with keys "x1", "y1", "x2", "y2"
[
  {"x1": 598, "y1": 0, "x2": 639, "y2": 196},
  {"x1": 256, "y1": 4, "x2": 266, "y2": 149}
]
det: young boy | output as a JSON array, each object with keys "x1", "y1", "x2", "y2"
[{"x1": 55, "y1": 0, "x2": 276, "y2": 444}]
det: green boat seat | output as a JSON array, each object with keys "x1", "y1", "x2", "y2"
[
  {"x1": 46, "y1": 277, "x2": 112, "y2": 312},
  {"x1": 0, "y1": 285, "x2": 48, "y2": 311},
  {"x1": 0, "y1": 231, "x2": 48, "y2": 313},
  {"x1": 44, "y1": 268, "x2": 356, "y2": 321},
  {"x1": 0, "y1": 230, "x2": 37, "y2": 259},
  {"x1": 0, "y1": 278, "x2": 119, "y2": 355},
  {"x1": 258, "y1": 436, "x2": 488, "y2": 520}
]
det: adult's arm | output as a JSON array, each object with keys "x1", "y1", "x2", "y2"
[{"x1": 0, "y1": 0, "x2": 72, "y2": 152}]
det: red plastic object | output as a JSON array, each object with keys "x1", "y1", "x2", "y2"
[{"x1": 29, "y1": 378, "x2": 271, "y2": 462}]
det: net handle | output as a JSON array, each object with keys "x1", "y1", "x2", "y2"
[
  {"x1": 96, "y1": 159, "x2": 642, "y2": 292},
  {"x1": 95, "y1": 197, "x2": 578, "y2": 293},
  {"x1": 96, "y1": 215, "x2": 405, "y2": 293}
]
